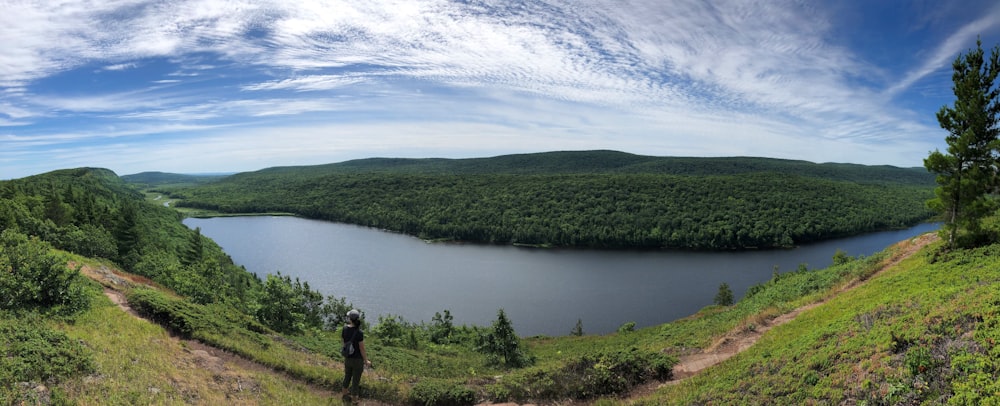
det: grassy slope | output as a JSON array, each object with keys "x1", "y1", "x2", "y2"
[
  {"x1": 636, "y1": 237, "x2": 1000, "y2": 405},
  {"x1": 27, "y1": 231, "x2": 1000, "y2": 405},
  {"x1": 48, "y1": 256, "x2": 340, "y2": 405}
]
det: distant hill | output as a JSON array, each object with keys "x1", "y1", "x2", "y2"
[
  {"x1": 121, "y1": 171, "x2": 230, "y2": 188},
  {"x1": 168, "y1": 151, "x2": 937, "y2": 250},
  {"x1": 249, "y1": 150, "x2": 934, "y2": 186}
]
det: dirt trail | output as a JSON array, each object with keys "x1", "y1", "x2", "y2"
[
  {"x1": 72, "y1": 262, "x2": 390, "y2": 405},
  {"x1": 626, "y1": 232, "x2": 938, "y2": 401}
]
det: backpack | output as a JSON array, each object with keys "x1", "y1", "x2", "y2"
[{"x1": 341, "y1": 328, "x2": 359, "y2": 357}]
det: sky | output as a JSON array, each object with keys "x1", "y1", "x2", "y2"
[{"x1": 2, "y1": 0, "x2": 1000, "y2": 179}]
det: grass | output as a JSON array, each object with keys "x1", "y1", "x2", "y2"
[
  {"x1": 53, "y1": 292, "x2": 339, "y2": 405},
  {"x1": 15, "y1": 232, "x2": 999, "y2": 405},
  {"x1": 637, "y1": 237, "x2": 1000, "y2": 405}
]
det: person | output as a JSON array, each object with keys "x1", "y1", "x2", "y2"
[{"x1": 341, "y1": 309, "x2": 371, "y2": 401}]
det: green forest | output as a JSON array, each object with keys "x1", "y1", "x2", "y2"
[{"x1": 160, "y1": 151, "x2": 936, "y2": 250}]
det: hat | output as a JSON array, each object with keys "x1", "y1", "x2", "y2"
[{"x1": 347, "y1": 309, "x2": 361, "y2": 320}]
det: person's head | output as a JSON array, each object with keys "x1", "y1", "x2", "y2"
[{"x1": 347, "y1": 309, "x2": 361, "y2": 326}]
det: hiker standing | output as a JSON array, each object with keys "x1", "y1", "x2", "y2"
[{"x1": 341, "y1": 309, "x2": 371, "y2": 401}]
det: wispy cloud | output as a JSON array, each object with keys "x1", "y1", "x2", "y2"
[
  {"x1": 242, "y1": 75, "x2": 368, "y2": 92},
  {"x1": 2, "y1": 0, "x2": 998, "y2": 179},
  {"x1": 885, "y1": 4, "x2": 1000, "y2": 97}
]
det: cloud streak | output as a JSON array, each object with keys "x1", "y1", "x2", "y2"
[{"x1": 1, "y1": 0, "x2": 999, "y2": 178}]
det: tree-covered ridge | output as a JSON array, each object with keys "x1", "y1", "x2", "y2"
[
  {"x1": 234, "y1": 150, "x2": 934, "y2": 186},
  {"x1": 0, "y1": 168, "x2": 345, "y2": 334},
  {"x1": 168, "y1": 153, "x2": 936, "y2": 249},
  {"x1": 120, "y1": 171, "x2": 229, "y2": 188}
]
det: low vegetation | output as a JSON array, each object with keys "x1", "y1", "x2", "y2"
[{"x1": 643, "y1": 238, "x2": 1000, "y2": 405}]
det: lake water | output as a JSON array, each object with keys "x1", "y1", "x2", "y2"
[{"x1": 184, "y1": 217, "x2": 940, "y2": 336}]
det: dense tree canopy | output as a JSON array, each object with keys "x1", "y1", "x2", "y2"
[
  {"x1": 925, "y1": 39, "x2": 1000, "y2": 248},
  {"x1": 0, "y1": 168, "x2": 351, "y2": 334},
  {"x1": 167, "y1": 153, "x2": 936, "y2": 250}
]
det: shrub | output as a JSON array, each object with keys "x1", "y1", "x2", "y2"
[
  {"x1": 0, "y1": 230, "x2": 92, "y2": 315},
  {"x1": 409, "y1": 379, "x2": 477, "y2": 406},
  {"x1": 617, "y1": 321, "x2": 636, "y2": 334},
  {"x1": 490, "y1": 347, "x2": 675, "y2": 402},
  {"x1": 0, "y1": 314, "x2": 95, "y2": 403},
  {"x1": 371, "y1": 314, "x2": 418, "y2": 347}
]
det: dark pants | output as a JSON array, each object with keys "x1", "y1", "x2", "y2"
[{"x1": 343, "y1": 357, "x2": 364, "y2": 395}]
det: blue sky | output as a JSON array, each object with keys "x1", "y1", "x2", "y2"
[{"x1": 2, "y1": 0, "x2": 1000, "y2": 179}]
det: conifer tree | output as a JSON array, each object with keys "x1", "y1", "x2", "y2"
[
  {"x1": 478, "y1": 309, "x2": 534, "y2": 368},
  {"x1": 925, "y1": 38, "x2": 1000, "y2": 248},
  {"x1": 714, "y1": 282, "x2": 734, "y2": 306}
]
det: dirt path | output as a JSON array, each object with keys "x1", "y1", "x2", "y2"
[
  {"x1": 72, "y1": 262, "x2": 393, "y2": 405},
  {"x1": 625, "y1": 232, "x2": 938, "y2": 401}
]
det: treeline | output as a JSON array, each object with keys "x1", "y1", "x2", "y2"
[
  {"x1": 0, "y1": 168, "x2": 347, "y2": 336},
  {"x1": 239, "y1": 150, "x2": 935, "y2": 186},
  {"x1": 171, "y1": 170, "x2": 935, "y2": 249}
]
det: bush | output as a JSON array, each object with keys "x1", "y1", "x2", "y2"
[
  {"x1": 409, "y1": 379, "x2": 476, "y2": 406},
  {"x1": 371, "y1": 314, "x2": 419, "y2": 348},
  {"x1": 490, "y1": 347, "x2": 675, "y2": 402},
  {"x1": 617, "y1": 321, "x2": 636, "y2": 334},
  {"x1": 0, "y1": 314, "x2": 95, "y2": 403},
  {"x1": 0, "y1": 230, "x2": 92, "y2": 315}
]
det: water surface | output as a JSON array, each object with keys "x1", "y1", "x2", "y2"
[{"x1": 185, "y1": 217, "x2": 939, "y2": 336}]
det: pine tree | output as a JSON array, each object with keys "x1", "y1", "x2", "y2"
[
  {"x1": 925, "y1": 38, "x2": 1000, "y2": 248},
  {"x1": 714, "y1": 282, "x2": 734, "y2": 306},
  {"x1": 182, "y1": 227, "x2": 204, "y2": 266},
  {"x1": 571, "y1": 318, "x2": 584, "y2": 336},
  {"x1": 478, "y1": 309, "x2": 533, "y2": 368}
]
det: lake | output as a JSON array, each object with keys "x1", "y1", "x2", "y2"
[{"x1": 184, "y1": 216, "x2": 940, "y2": 336}]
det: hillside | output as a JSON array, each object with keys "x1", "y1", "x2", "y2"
[
  {"x1": 2, "y1": 167, "x2": 998, "y2": 405},
  {"x1": 120, "y1": 171, "x2": 230, "y2": 189},
  {"x1": 160, "y1": 151, "x2": 936, "y2": 250},
  {"x1": 241, "y1": 150, "x2": 934, "y2": 186}
]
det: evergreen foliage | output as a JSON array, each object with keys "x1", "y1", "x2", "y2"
[
  {"x1": 0, "y1": 167, "x2": 346, "y2": 334},
  {"x1": 714, "y1": 282, "x2": 734, "y2": 306},
  {"x1": 430, "y1": 309, "x2": 456, "y2": 344},
  {"x1": 478, "y1": 309, "x2": 534, "y2": 368},
  {"x1": 0, "y1": 314, "x2": 95, "y2": 402},
  {"x1": 925, "y1": 38, "x2": 1000, "y2": 248},
  {"x1": 0, "y1": 230, "x2": 92, "y2": 314},
  {"x1": 166, "y1": 152, "x2": 936, "y2": 250}
]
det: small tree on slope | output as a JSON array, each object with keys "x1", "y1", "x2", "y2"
[{"x1": 925, "y1": 38, "x2": 1000, "y2": 248}]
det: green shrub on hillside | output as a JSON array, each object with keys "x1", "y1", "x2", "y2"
[
  {"x1": 409, "y1": 379, "x2": 477, "y2": 406},
  {"x1": 0, "y1": 314, "x2": 95, "y2": 404},
  {"x1": 0, "y1": 230, "x2": 92, "y2": 315},
  {"x1": 488, "y1": 347, "x2": 675, "y2": 402}
]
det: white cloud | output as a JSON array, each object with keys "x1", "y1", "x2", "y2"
[
  {"x1": 242, "y1": 75, "x2": 367, "y2": 92},
  {"x1": 885, "y1": 5, "x2": 1000, "y2": 97},
  {"x1": 4, "y1": 0, "x2": 996, "y2": 179}
]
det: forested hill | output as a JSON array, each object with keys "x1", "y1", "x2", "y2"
[
  {"x1": 120, "y1": 171, "x2": 229, "y2": 188},
  {"x1": 162, "y1": 151, "x2": 937, "y2": 250},
  {"x1": 246, "y1": 150, "x2": 934, "y2": 186}
]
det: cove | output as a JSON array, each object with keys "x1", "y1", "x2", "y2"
[{"x1": 184, "y1": 216, "x2": 939, "y2": 337}]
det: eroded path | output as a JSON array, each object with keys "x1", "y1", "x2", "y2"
[
  {"x1": 628, "y1": 232, "x2": 938, "y2": 400},
  {"x1": 72, "y1": 261, "x2": 392, "y2": 405}
]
